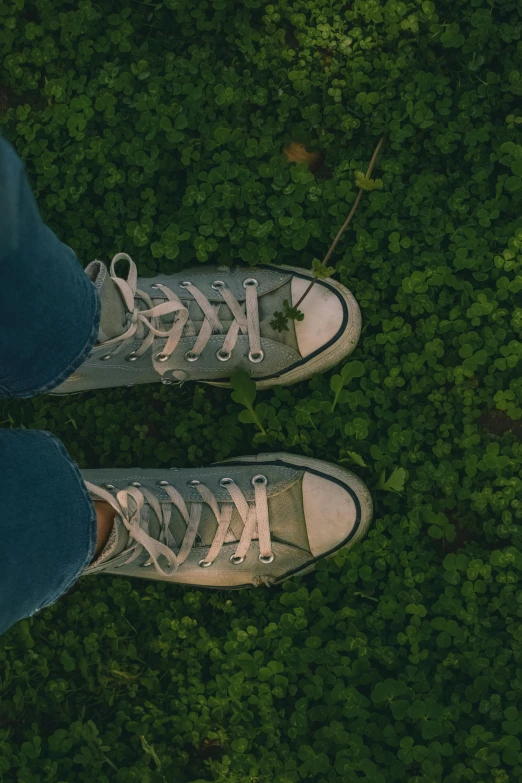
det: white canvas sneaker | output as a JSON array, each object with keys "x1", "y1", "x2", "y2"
[
  {"x1": 81, "y1": 452, "x2": 373, "y2": 590},
  {"x1": 49, "y1": 253, "x2": 362, "y2": 395}
]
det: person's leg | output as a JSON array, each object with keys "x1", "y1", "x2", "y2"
[
  {"x1": 0, "y1": 429, "x2": 98, "y2": 638},
  {"x1": 0, "y1": 134, "x2": 108, "y2": 636},
  {"x1": 0, "y1": 133, "x2": 101, "y2": 398}
]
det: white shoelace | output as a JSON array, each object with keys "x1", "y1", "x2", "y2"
[
  {"x1": 97, "y1": 252, "x2": 264, "y2": 373},
  {"x1": 84, "y1": 475, "x2": 276, "y2": 586}
]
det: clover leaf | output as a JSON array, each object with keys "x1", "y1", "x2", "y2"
[{"x1": 270, "y1": 299, "x2": 304, "y2": 333}]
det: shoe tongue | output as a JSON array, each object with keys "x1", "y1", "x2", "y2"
[
  {"x1": 91, "y1": 261, "x2": 128, "y2": 341},
  {"x1": 93, "y1": 503, "x2": 238, "y2": 568}
]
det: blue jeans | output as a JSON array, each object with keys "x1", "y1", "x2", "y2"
[{"x1": 0, "y1": 133, "x2": 101, "y2": 637}]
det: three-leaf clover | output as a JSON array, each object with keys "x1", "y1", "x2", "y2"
[{"x1": 270, "y1": 299, "x2": 304, "y2": 333}]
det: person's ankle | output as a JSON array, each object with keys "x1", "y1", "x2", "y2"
[{"x1": 92, "y1": 501, "x2": 116, "y2": 562}]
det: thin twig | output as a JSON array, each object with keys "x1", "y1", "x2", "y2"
[{"x1": 294, "y1": 134, "x2": 386, "y2": 310}]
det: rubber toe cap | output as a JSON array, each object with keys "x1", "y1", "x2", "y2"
[
  {"x1": 302, "y1": 471, "x2": 358, "y2": 557},
  {"x1": 291, "y1": 277, "x2": 344, "y2": 358}
]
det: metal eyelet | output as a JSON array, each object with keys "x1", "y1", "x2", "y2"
[
  {"x1": 184, "y1": 351, "x2": 198, "y2": 362},
  {"x1": 157, "y1": 480, "x2": 169, "y2": 487},
  {"x1": 125, "y1": 352, "x2": 139, "y2": 362},
  {"x1": 230, "y1": 554, "x2": 244, "y2": 565},
  {"x1": 156, "y1": 352, "x2": 169, "y2": 362},
  {"x1": 216, "y1": 348, "x2": 231, "y2": 362},
  {"x1": 162, "y1": 379, "x2": 173, "y2": 385},
  {"x1": 259, "y1": 553, "x2": 275, "y2": 564},
  {"x1": 219, "y1": 477, "x2": 234, "y2": 487},
  {"x1": 179, "y1": 281, "x2": 191, "y2": 288},
  {"x1": 248, "y1": 350, "x2": 264, "y2": 363},
  {"x1": 100, "y1": 354, "x2": 112, "y2": 361},
  {"x1": 243, "y1": 278, "x2": 258, "y2": 288},
  {"x1": 104, "y1": 484, "x2": 115, "y2": 490},
  {"x1": 198, "y1": 559, "x2": 212, "y2": 568},
  {"x1": 252, "y1": 474, "x2": 268, "y2": 486},
  {"x1": 131, "y1": 482, "x2": 142, "y2": 487},
  {"x1": 188, "y1": 479, "x2": 201, "y2": 486},
  {"x1": 211, "y1": 280, "x2": 225, "y2": 290},
  {"x1": 151, "y1": 284, "x2": 159, "y2": 289}
]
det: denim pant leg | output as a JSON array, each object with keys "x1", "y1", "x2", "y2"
[
  {"x1": 0, "y1": 134, "x2": 101, "y2": 637},
  {"x1": 0, "y1": 134, "x2": 101, "y2": 398},
  {"x1": 0, "y1": 430, "x2": 98, "y2": 638}
]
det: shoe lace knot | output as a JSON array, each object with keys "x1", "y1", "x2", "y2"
[{"x1": 98, "y1": 253, "x2": 264, "y2": 374}]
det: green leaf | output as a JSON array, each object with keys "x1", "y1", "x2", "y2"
[
  {"x1": 355, "y1": 170, "x2": 383, "y2": 191},
  {"x1": 390, "y1": 699, "x2": 409, "y2": 720},
  {"x1": 375, "y1": 467, "x2": 407, "y2": 493},
  {"x1": 231, "y1": 738, "x2": 249, "y2": 753},
  {"x1": 160, "y1": 116, "x2": 173, "y2": 132},
  {"x1": 174, "y1": 114, "x2": 188, "y2": 130},
  {"x1": 341, "y1": 360, "x2": 365, "y2": 383},
  {"x1": 436, "y1": 631, "x2": 452, "y2": 648},
  {"x1": 331, "y1": 361, "x2": 365, "y2": 411},
  {"x1": 330, "y1": 375, "x2": 343, "y2": 394},
  {"x1": 230, "y1": 370, "x2": 266, "y2": 434},
  {"x1": 214, "y1": 127, "x2": 231, "y2": 144},
  {"x1": 505, "y1": 175, "x2": 522, "y2": 192},
  {"x1": 230, "y1": 370, "x2": 256, "y2": 409},
  {"x1": 339, "y1": 450, "x2": 369, "y2": 468},
  {"x1": 371, "y1": 679, "x2": 407, "y2": 702},
  {"x1": 312, "y1": 258, "x2": 335, "y2": 280},
  {"x1": 408, "y1": 700, "x2": 426, "y2": 719},
  {"x1": 421, "y1": 720, "x2": 442, "y2": 740},
  {"x1": 238, "y1": 409, "x2": 257, "y2": 425},
  {"x1": 270, "y1": 299, "x2": 304, "y2": 333}
]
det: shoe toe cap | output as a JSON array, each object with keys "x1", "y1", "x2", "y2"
[
  {"x1": 302, "y1": 471, "x2": 358, "y2": 557},
  {"x1": 291, "y1": 276, "x2": 345, "y2": 358}
]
